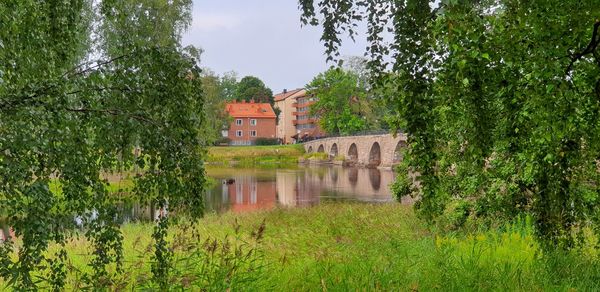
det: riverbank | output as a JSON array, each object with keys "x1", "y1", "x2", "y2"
[
  {"x1": 206, "y1": 144, "x2": 305, "y2": 167},
  {"x1": 7, "y1": 203, "x2": 598, "y2": 290}
]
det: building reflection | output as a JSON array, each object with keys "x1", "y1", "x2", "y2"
[
  {"x1": 224, "y1": 176, "x2": 277, "y2": 213},
  {"x1": 205, "y1": 166, "x2": 401, "y2": 214}
]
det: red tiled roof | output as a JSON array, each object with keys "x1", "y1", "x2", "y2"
[
  {"x1": 274, "y1": 88, "x2": 303, "y2": 102},
  {"x1": 225, "y1": 101, "x2": 276, "y2": 118}
]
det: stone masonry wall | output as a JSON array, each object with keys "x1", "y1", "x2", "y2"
[{"x1": 303, "y1": 133, "x2": 408, "y2": 168}]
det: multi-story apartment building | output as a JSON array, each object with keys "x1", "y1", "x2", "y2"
[
  {"x1": 274, "y1": 89, "x2": 304, "y2": 144},
  {"x1": 274, "y1": 88, "x2": 324, "y2": 144},
  {"x1": 224, "y1": 100, "x2": 276, "y2": 145}
]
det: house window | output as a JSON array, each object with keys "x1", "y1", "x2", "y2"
[
  {"x1": 236, "y1": 130, "x2": 243, "y2": 137},
  {"x1": 250, "y1": 130, "x2": 257, "y2": 137},
  {"x1": 250, "y1": 119, "x2": 257, "y2": 126},
  {"x1": 236, "y1": 119, "x2": 242, "y2": 126}
]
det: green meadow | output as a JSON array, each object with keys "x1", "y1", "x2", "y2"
[{"x1": 3, "y1": 203, "x2": 598, "y2": 290}]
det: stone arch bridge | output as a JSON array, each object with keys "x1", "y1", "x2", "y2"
[{"x1": 303, "y1": 133, "x2": 408, "y2": 168}]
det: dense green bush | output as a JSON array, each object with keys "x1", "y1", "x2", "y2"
[
  {"x1": 215, "y1": 137, "x2": 231, "y2": 146},
  {"x1": 254, "y1": 138, "x2": 279, "y2": 146}
]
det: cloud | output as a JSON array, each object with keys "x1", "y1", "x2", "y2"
[{"x1": 191, "y1": 13, "x2": 242, "y2": 32}]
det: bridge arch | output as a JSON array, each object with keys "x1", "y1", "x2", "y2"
[
  {"x1": 393, "y1": 141, "x2": 408, "y2": 164},
  {"x1": 347, "y1": 143, "x2": 358, "y2": 164},
  {"x1": 368, "y1": 142, "x2": 381, "y2": 167},
  {"x1": 330, "y1": 143, "x2": 338, "y2": 158},
  {"x1": 317, "y1": 144, "x2": 324, "y2": 153},
  {"x1": 302, "y1": 133, "x2": 408, "y2": 167}
]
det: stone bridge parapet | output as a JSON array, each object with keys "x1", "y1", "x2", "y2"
[{"x1": 303, "y1": 133, "x2": 408, "y2": 168}]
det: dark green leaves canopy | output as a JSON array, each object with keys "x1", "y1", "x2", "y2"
[
  {"x1": 0, "y1": 0, "x2": 205, "y2": 289},
  {"x1": 300, "y1": 0, "x2": 600, "y2": 246}
]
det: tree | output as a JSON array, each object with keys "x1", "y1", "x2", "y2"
[
  {"x1": 235, "y1": 76, "x2": 274, "y2": 104},
  {"x1": 0, "y1": 0, "x2": 206, "y2": 289},
  {"x1": 342, "y1": 55, "x2": 390, "y2": 131},
  {"x1": 307, "y1": 68, "x2": 368, "y2": 135},
  {"x1": 300, "y1": 0, "x2": 600, "y2": 246},
  {"x1": 201, "y1": 71, "x2": 232, "y2": 145},
  {"x1": 220, "y1": 71, "x2": 239, "y2": 101}
]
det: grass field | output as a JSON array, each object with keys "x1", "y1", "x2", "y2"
[
  {"x1": 5, "y1": 203, "x2": 600, "y2": 290},
  {"x1": 206, "y1": 144, "x2": 305, "y2": 167}
]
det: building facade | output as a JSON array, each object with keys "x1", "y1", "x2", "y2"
[
  {"x1": 274, "y1": 89, "x2": 324, "y2": 144},
  {"x1": 292, "y1": 92, "x2": 324, "y2": 142},
  {"x1": 274, "y1": 89, "x2": 304, "y2": 144},
  {"x1": 224, "y1": 101, "x2": 276, "y2": 145}
]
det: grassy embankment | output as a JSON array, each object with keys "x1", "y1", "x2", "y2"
[
  {"x1": 206, "y1": 144, "x2": 305, "y2": 167},
  {"x1": 7, "y1": 203, "x2": 600, "y2": 290}
]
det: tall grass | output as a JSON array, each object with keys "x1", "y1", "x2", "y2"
[{"x1": 2, "y1": 203, "x2": 600, "y2": 290}]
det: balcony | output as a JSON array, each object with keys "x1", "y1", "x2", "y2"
[
  {"x1": 292, "y1": 101, "x2": 316, "y2": 108},
  {"x1": 293, "y1": 119, "x2": 316, "y2": 126}
]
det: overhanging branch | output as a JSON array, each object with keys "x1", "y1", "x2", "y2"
[{"x1": 565, "y1": 20, "x2": 600, "y2": 76}]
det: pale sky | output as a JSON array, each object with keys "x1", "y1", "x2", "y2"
[{"x1": 182, "y1": 0, "x2": 370, "y2": 94}]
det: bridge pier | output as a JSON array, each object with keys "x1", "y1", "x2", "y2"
[{"x1": 303, "y1": 133, "x2": 408, "y2": 168}]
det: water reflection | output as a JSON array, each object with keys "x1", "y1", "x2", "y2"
[
  {"x1": 205, "y1": 165, "x2": 405, "y2": 214},
  {"x1": 348, "y1": 168, "x2": 358, "y2": 188},
  {"x1": 369, "y1": 169, "x2": 381, "y2": 191},
  {"x1": 0, "y1": 166, "x2": 409, "y2": 232}
]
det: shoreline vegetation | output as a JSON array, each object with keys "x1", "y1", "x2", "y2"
[
  {"x1": 206, "y1": 145, "x2": 305, "y2": 167},
  {"x1": 2, "y1": 203, "x2": 599, "y2": 290},
  {"x1": 206, "y1": 144, "x2": 359, "y2": 169}
]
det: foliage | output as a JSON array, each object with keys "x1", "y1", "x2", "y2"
[
  {"x1": 300, "y1": 0, "x2": 600, "y2": 246},
  {"x1": 0, "y1": 0, "x2": 206, "y2": 289},
  {"x1": 306, "y1": 68, "x2": 370, "y2": 135},
  {"x1": 134, "y1": 219, "x2": 267, "y2": 290},
  {"x1": 235, "y1": 76, "x2": 274, "y2": 104},
  {"x1": 3, "y1": 203, "x2": 600, "y2": 290},
  {"x1": 302, "y1": 152, "x2": 330, "y2": 161},
  {"x1": 254, "y1": 138, "x2": 279, "y2": 146},
  {"x1": 201, "y1": 71, "x2": 232, "y2": 145},
  {"x1": 219, "y1": 71, "x2": 240, "y2": 101},
  {"x1": 206, "y1": 145, "x2": 304, "y2": 167}
]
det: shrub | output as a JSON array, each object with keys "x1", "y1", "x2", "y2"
[
  {"x1": 303, "y1": 152, "x2": 329, "y2": 161},
  {"x1": 254, "y1": 138, "x2": 279, "y2": 146},
  {"x1": 215, "y1": 137, "x2": 231, "y2": 146},
  {"x1": 333, "y1": 155, "x2": 345, "y2": 161}
]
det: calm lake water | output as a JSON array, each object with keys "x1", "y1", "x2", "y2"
[
  {"x1": 0, "y1": 166, "x2": 409, "y2": 241},
  {"x1": 205, "y1": 165, "x2": 411, "y2": 214}
]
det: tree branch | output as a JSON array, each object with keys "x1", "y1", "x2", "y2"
[
  {"x1": 62, "y1": 53, "x2": 132, "y2": 78},
  {"x1": 565, "y1": 20, "x2": 600, "y2": 76},
  {"x1": 64, "y1": 107, "x2": 157, "y2": 124}
]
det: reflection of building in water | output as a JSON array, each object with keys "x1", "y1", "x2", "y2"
[
  {"x1": 206, "y1": 166, "x2": 406, "y2": 213},
  {"x1": 227, "y1": 176, "x2": 277, "y2": 213},
  {"x1": 276, "y1": 169, "x2": 322, "y2": 206},
  {"x1": 300, "y1": 166, "x2": 397, "y2": 202},
  {"x1": 276, "y1": 166, "x2": 398, "y2": 206}
]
